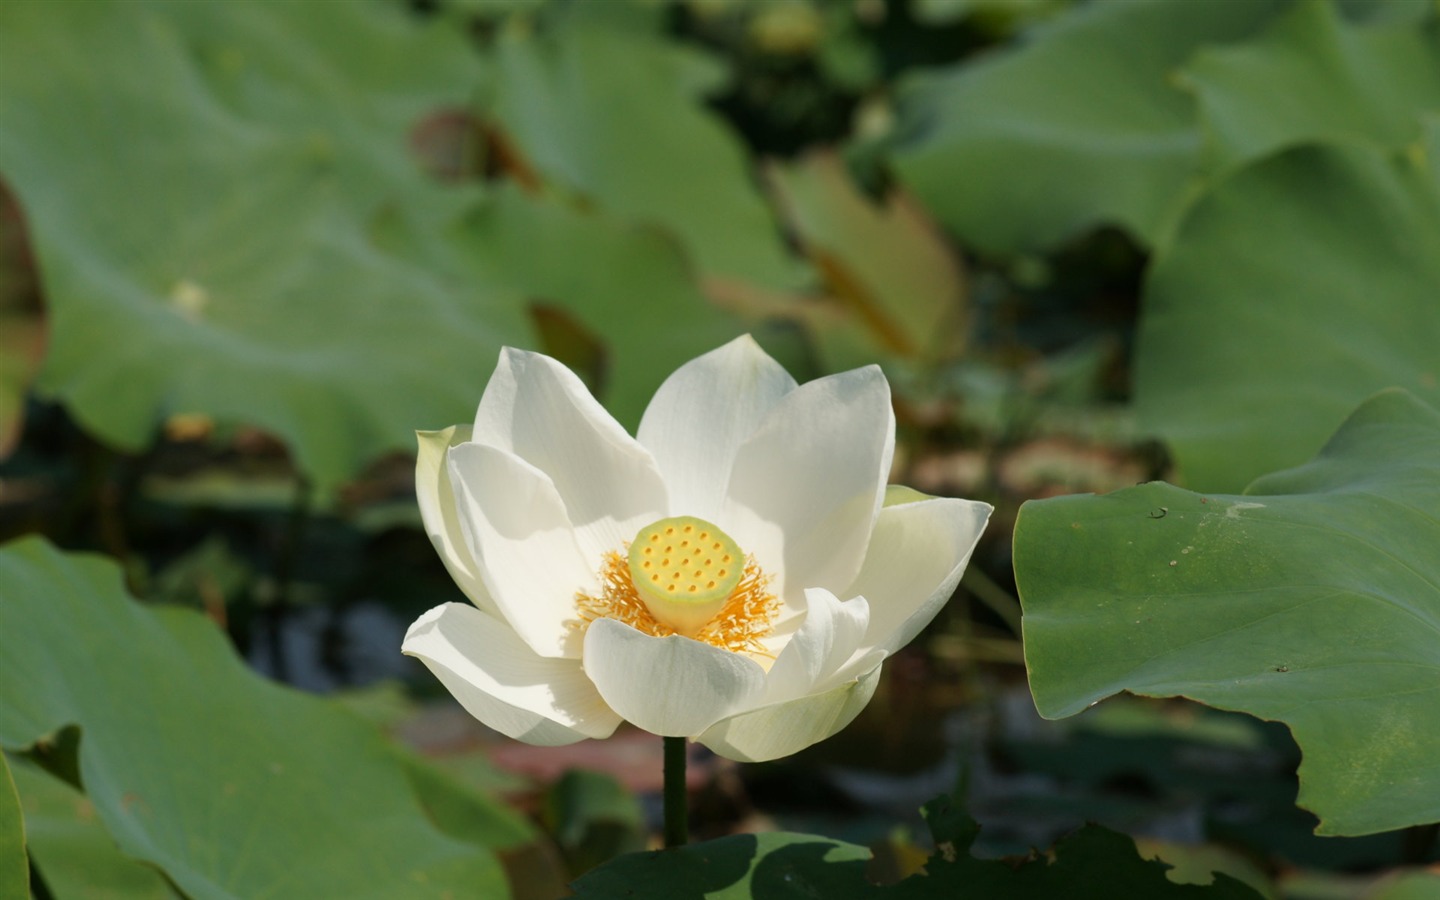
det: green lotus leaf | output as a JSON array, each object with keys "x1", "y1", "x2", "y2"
[
  {"x1": 0, "y1": 0, "x2": 520, "y2": 492},
  {"x1": 0, "y1": 754, "x2": 24, "y2": 899},
  {"x1": 1183, "y1": 0, "x2": 1440, "y2": 171},
  {"x1": 887, "y1": 0, "x2": 1285, "y2": 253},
  {"x1": 491, "y1": 15, "x2": 800, "y2": 289},
  {"x1": 1016, "y1": 389, "x2": 1440, "y2": 836},
  {"x1": 1134, "y1": 141, "x2": 1440, "y2": 492},
  {"x1": 8, "y1": 755, "x2": 173, "y2": 900},
  {"x1": 573, "y1": 795, "x2": 1261, "y2": 898},
  {"x1": 0, "y1": 537, "x2": 514, "y2": 898}
]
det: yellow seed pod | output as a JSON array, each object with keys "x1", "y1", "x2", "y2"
[{"x1": 627, "y1": 516, "x2": 743, "y2": 636}]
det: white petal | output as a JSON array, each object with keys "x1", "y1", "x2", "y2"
[
  {"x1": 848, "y1": 496, "x2": 992, "y2": 656},
  {"x1": 696, "y1": 661, "x2": 884, "y2": 762},
  {"x1": 403, "y1": 603, "x2": 621, "y2": 745},
  {"x1": 415, "y1": 426, "x2": 502, "y2": 618},
  {"x1": 720, "y1": 365, "x2": 895, "y2": 600},
  {"x1": 448, "y1": 442, "x2": 593, "y2": 659},
  {"x1": 581, "y1": 618, "x2": 767, "y2": 737},
  {"x1": 637, "y1": 335, "x2": 797, "y2": 521},
  {"x1": 474, "y1": 347, "x2": 668, "y2": 562},
  {"x1": 762, "y1": 588, "x2": 870, "y2": 704}
]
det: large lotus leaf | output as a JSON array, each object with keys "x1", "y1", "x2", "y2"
[
  {"x1": 0, "y1": 755, "x2": 23, "y2": 899},
  {"x1": 0, "y1": 0, "x2": 530, "y2": 492},
  {"x1": 490, "y1": 17, "x2": 801, "y2": 289},
  {"x1": 0, "y1": 537, "x2": 513, "y2": 898},
  {"x1": 574, "y1": 795, "x2": 1260, "y2": 898},
  {"x1": 1134, "y1": 141, "x2": 1440, "y2": 492},
  {"x1": 8, "y1": 755, "x2": 174, "y2": 900},
  {"x1": 887, "y1": 0, "x2": 1285, "y2": 253},
  {"x1": 1015, "y1": 389, "x2": 1440, "y2": 836},
  {"x1": 1183, "y1": 0, "x2": 1440, "y2": 172}
]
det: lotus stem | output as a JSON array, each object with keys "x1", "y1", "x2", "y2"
[{"x1": 663, "y1": 735, "x2": 688, "y2": 848}]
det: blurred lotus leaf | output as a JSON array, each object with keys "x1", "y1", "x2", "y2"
[
  {"x1": 887, "y1": 0, "x2": 1285, "y2": 253},
  {"x1": 1182, "y1": 0, "x2": 1440, "y2": 171},
  {"x1": 1134, "y1": 142, "x2": 1440, "y2": 491},
  {"x1": 0, "y1": 0, "x2": 515, "y2": 492},
  {"x1": 0, "y1": 537, "x2": 526, "y2": 898},
  {"x1": 490, "y1": 12, "x2": 801, "y2": 289}
]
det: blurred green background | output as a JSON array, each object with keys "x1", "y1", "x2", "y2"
[{"x1": 1, "y1": 0, "x2": 1437, "y2": 897}]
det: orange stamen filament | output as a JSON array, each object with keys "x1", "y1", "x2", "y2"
[{"x1": 572, "y1": 550, "x2": 779, "y2": 656}]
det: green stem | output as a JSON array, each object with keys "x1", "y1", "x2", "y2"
[{"x1": 662, "y1": 736, "x2": 688, "y2": 848}]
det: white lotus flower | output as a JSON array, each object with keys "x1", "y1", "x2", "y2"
[{"x1": 402, "y1": 336, "x2": 991, "y2": 762}]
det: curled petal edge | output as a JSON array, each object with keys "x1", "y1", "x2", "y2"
[
  {"x1": 447, "y1": 442, "x2": 593, "y2": 659},
  {"x1": 403, "y1": 603, "x2": 621, "y2": 746},
  {"x1": 695, "y1": 659, "x2": 885, "y2": 762},
  {"x1": 416, "y1": 425, "x2": 501, "y2": 618},
  {"x1": 850, "y1": 496, "x2": 993, "y2": 657},
  {"x1": 582, "y1": 618, "x2": 768, "y2": 739},
  {"x1": 760, "y1": 588, "x2": 870, "y2": 706}
]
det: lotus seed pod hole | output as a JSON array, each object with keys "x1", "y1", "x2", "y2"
[{"x1": 627, "y1": 516, "x2": 744, "y2": 635}]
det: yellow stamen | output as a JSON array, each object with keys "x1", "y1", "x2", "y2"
[{"x1": 572, "y1": 550, "x2": 779, "y2": 656}]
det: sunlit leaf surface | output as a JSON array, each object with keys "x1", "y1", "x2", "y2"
[{"x1": 1017, "y1": 390, "x2": 1440, "y2": 835}]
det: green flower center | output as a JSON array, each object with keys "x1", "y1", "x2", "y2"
[{"x1": 626, "y1": 516, "x2": 744, "y2": 635}]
